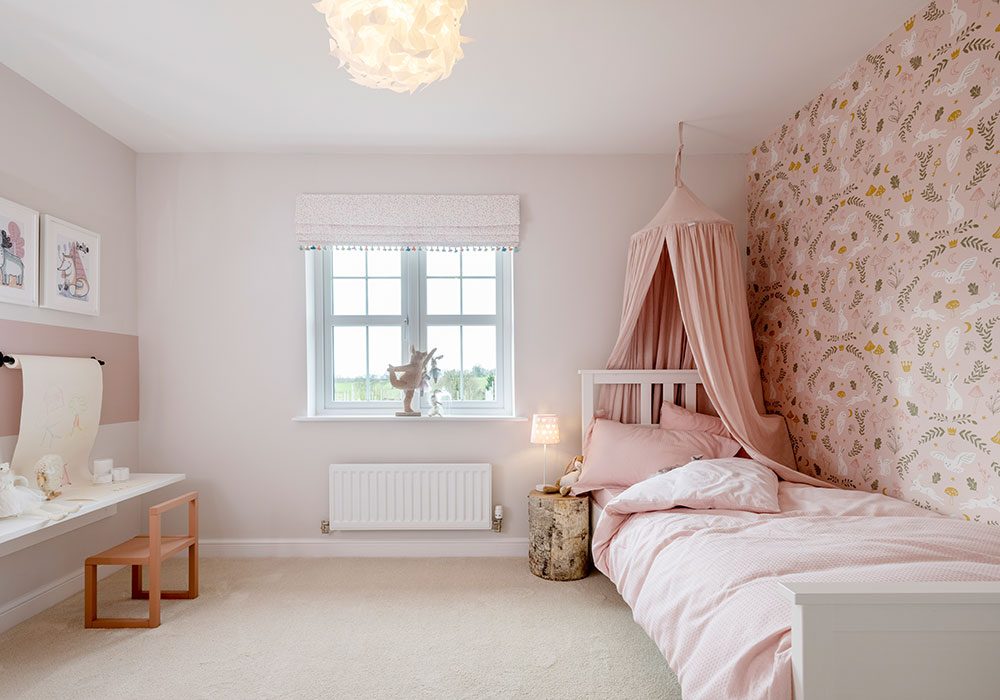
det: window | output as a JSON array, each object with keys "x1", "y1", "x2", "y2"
[{"x1": 307, "y1": 249, "x2": 513, "y2": 416}]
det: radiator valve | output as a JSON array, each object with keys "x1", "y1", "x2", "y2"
[
  {"x1": 492, "y1": 505, "x2": 503, "y2": 533},
  {"x1": 320, "y1": 519, "x2": 331, "y2": 535}
]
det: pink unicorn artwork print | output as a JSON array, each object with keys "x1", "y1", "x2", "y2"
[{"x1": 57, "y1": 241, "x2": 90, "y2": 301}]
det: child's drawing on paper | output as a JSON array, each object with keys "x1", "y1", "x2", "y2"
[
  {"x1": 38, "y1": 385, "x2": 89, "y2": 448},
  {"x1": 11, "y1": 356, "x2": 103, "y2": 484}
]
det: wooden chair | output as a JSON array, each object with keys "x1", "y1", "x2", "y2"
[{"x1": 85, "y1": 491, "x2": 199, "y2": 628}]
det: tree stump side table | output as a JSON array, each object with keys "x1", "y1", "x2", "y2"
[{"x1": 528, "y1": 490, "x2": 590, "y2": 581}]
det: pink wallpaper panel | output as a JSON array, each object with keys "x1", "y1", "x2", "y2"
[
  {"x1": 747, "y1": 0, "x2": 1000, "y2": 520},
  {"x1": 0, "y1": 319, "x2": 139, "y2": 437}
]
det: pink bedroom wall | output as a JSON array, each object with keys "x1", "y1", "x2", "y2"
[{"x1": 747, "y1": 0, "x2": 999, "y2": 520}]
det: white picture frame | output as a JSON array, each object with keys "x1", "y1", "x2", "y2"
[
  {"x1": 41, "y1": 215, "x2": 100, "y2": 316},
  {"x1": 0, "y1": 196, "x2": 40, "y2": 307}
]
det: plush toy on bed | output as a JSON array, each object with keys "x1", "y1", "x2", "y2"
[{"x1": 557, "y1": 455, "x2": 584, "y2": 496}]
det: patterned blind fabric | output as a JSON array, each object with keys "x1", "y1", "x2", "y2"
[{"x1": 296, "y1": 194, "x2": 520, "y2": 250}]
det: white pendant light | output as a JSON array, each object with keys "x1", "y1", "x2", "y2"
[{"x1": 314, "y1": 0, "x2": 470, "y2": 93}]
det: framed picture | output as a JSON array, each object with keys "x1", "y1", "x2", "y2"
[
  {"x1": 41, "y1": 215, "x2": 100, "y2": 316},
  {"x1": 0, "y1": 196, "x2": 39, "y2": 307}
]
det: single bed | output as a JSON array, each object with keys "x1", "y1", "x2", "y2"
[{"x1": 580, "y1": 369, "x2": 1000, "y2": 700}]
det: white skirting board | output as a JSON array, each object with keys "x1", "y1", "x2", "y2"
[
  {"x1": 0, "y1": 564, "x2": 122, "y2": 634},
  {"x1": 199, "y1": 537, "x2": 529, "y2": 558}
]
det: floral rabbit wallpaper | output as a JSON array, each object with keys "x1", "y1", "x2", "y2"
[{"x1": 747, "y1": 0, "x2": 1000, "y2": 520}]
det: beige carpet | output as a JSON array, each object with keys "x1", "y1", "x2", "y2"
[{"x1": 0, "y1": 558, "x2": 681, "y2": 699}]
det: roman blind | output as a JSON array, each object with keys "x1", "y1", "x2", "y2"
[{"x1": 296, "y1": 194, "x2": 520, "y2": 250}]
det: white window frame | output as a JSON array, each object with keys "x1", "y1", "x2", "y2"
[{"x1": 305, "y1": 249, "x2": 514, "y2": 417}]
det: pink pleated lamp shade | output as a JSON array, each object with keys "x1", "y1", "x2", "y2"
[{"x1": 530, "y1": 414, "x2": 560, "y2": 445}]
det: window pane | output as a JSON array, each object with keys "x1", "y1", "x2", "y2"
[
  {"x1": 462, "y1": 279, "x2": 496, "y2": 315},
  {"x1": 427, "y1": 278, "x2": 460, "y2": 315},
  {"x1": 426, "y1": 250, "x2": 460, "y2": 277},
  {"x1": 331, "y1": 250, "x2": 365, "y2": 277},
  {"x1": 426, "y1": 325, "x2": 461, "y2": 401},
  {"x1": 332, "y1": 279, "x2": 366, "y2": 315},
  {"x1": 333, "y1": 326, "x2": 366, "y2": 402},
  {"x1": 462, "y1": 326, "x2": 496, "y2": 401},
  {"x1": 366, "y1": 250, "x2": 401, "y2": 277},
  {"x1": 462, "y1": 251, "x2": 495, "y2": 277},
  {"x1": 367, "y1": 278, "x2": 401, "y2": 315},
  {"x1": 368, "y1": 326, "x2": 402, "y2": 401}
]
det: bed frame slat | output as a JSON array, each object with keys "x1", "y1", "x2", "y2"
[{"x1": 578, "y1": 369, "x2": 703, "y2": 449}]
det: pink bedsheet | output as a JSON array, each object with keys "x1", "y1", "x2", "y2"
[{"x1": 593, "y1": 480, "x2": 1000, "y2": 700}]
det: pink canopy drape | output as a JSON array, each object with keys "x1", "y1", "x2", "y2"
[{"x1": 600, "y1": 181, "x2": 824, "y2": 485}]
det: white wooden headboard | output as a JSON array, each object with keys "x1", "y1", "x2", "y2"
[{"x1": 579, "y1": 369, "x2": 703, "y2": 449}]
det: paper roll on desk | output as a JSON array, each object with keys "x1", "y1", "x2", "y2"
[{"x1": 7, "y1": 354, "x2": 104, "y2": 485}]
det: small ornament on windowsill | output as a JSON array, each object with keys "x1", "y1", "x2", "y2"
[
  {"x1": 426, "y1": 352, "x2": 446, "y2": 417},
  {"x1": 387, "y1": 346, "x2": 438, "y2": 417},
  {"x1": 428, "y1": 389, "x2": 445, "y2": 418}
]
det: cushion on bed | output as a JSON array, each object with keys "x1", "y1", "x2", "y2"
[
  {"x1": 605, "y1": 457, "x2": 781, "y2": 514},
  {"x1": 572, "y1": 419, "x2": 741, "y2": 495},
  {"x1": 659, "y1": 401, "x2": 732, "y2": 439}
]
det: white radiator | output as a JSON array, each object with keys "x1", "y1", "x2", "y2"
[{"x1": 329, "y1": 463, "x2": 492, "y2": 531}]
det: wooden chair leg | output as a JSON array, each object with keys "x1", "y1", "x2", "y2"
[
  {"x1": 147, "y1": 558, "x2": 161, "y2": 628},
  {"x1": 84, "y1": 564, "x2": 97, "y2": 628},
  {"x1": 188, "y1": 543, "x2": 199, "y2": 599},
  {"x1": 131, "y1": 565, "x2": 143, "y2": 599}
]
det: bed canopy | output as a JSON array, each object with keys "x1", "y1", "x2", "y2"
[{"x1": 600, "y1": 123, "x2": 801, "y2": 477}]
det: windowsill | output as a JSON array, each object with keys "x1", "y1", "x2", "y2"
[{"x1": 293, "y1": 415, "x2": 528, "y2": 423}]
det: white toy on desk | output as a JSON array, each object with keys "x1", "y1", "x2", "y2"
[
  {"x1": 35, "y1": 454, "x2": 70, "y2": 499},
  {"x1": 0, "y1": 462, "x2": 69, "y2": 521}
]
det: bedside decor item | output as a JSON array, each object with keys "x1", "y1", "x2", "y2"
[
  {"x1": 35, "y1": 453, "x2": 68, "y2": 499},
  {"x1": 0, "y1": 195, "x2": 39, "y2": 307},
  {"x1": 41, "y1": 215, "x2": 100, "y2": 316},
  {"x1": 528, "y1": 490, "x2": 589, "y2": 581},
  {"x1": 530, "y1": 414, "x2": 560, "y2": 491},
  {"x1": 112, "y1": 466, "x2": 130, "y2": 482},
  {"x1": 387, "y1": 345, "x2": 437, "y2": 416},
  {"x1": 557, "y1": 456, "x2": 584, "y2": 496},
  {"x1": 314, "y1": 0, "x2": 470, "y2": 94}
]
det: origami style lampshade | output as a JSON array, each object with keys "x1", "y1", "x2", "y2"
[
  {"x1": 530, "y1": 414, "x2": 560, "y2": 490},
  {"x1": 314, "y1": 0, "x2": 470, "y2": 93}
]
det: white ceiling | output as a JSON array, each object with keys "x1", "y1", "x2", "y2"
[{"x1": 0, "y1": 0, "x2": 927, "y2": 154}]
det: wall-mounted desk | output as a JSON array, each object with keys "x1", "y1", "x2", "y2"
[{"x1": 0, "y1": 473, "x2": 185, "y2": 558}]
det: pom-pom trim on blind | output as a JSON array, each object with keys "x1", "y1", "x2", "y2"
[{"x1": 296, "y1": 194, "x2": 520, "y2": 251}]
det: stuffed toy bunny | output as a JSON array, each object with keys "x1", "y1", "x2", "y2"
[{"x1": 557, "y1": 455, "x2": 584, "y2": 496}]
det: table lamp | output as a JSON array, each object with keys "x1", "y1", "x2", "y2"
[{"x1": 530, "y1": 413, "x2": 560, "y2": 491}]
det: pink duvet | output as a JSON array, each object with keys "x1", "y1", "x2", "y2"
[{"x1": 593, "y1": 479, "x2": 1000, "y2": 700}]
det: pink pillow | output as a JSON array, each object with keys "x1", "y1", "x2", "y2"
[
  {"x1": 572, "y1": 419, "x2": 741, "y2": 495},
  {"x1": 659, "y1": 402, "x2": 732, "y2": 439},
  {"x1": 606, "y1": 458, "x2": 780, "y2": 515}
]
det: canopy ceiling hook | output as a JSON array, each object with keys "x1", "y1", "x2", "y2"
[{"x1": 674, "y1": 121, "x2": 685, "y2": 187}]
